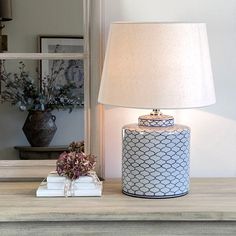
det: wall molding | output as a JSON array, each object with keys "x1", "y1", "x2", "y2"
[{"x1": 90, "y1": 0, "x2": 105, "y2": 177}]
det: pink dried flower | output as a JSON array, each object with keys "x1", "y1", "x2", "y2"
[{"x1": 56, "y1": 152, "x2": 96, "y2": 180}]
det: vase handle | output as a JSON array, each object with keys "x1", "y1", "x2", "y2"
[
  {"x1": 52, "y1": 115, "x2": 56, "y2": 122},
  {"x1": 28, "y1": 114, "x2": 32, "y2": 121}
]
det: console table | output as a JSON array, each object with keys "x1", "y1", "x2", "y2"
[
  {"x1": 0, "y1": 178, "x2": 236, "y2": 235},
  {"x1": 14, "y1": 146, "x2": 68, "y2": 160}
]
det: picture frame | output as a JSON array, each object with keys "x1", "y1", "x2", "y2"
[{"x1": 39, "y1": 36, "x2": 84, "y2": 106}]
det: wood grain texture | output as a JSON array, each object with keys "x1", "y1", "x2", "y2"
[
  {"x1": 0, "y1": 178, "x2": 236, "y2": 222},
  {"x1": 0, "y1": 222, "x2": 236, "y2": 236}
]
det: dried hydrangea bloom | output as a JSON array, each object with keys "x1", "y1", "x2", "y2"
[
  {"x1": 56, "y1": 151, "x2": 96, "y2": 180},
  {"x1": 68, "y1": 140, "x2": 84, "y2": 153}
]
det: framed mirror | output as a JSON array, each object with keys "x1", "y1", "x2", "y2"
[{"x1": 0, "y1": 0, "x2": 104, "y2": 179}]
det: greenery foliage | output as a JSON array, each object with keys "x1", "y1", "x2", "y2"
[{"x1": 0, "y1": 61, "x2": 83, "y2": 112}]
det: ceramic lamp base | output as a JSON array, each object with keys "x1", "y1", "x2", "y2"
[{"x1": 122, "y1": 114, "x2": 190, "y2": 199}]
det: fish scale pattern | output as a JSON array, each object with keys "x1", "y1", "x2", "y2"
[
  {"x1": 122, "y1": 126, "x2": 190, "y2": 198},
  {"x1": 138, "y1": 118, "x2": 174, "y2": 127}
]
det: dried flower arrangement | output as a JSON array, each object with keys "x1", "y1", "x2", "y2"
[
  {"x1": 56, "y1": 141, "x2": 96, "y2": 180},
  {"x1": 0, "y1": 60, "x2": 83, "y2": 112}
]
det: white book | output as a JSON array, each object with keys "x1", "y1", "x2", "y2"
[
  {"x1": 47, "y1": 171, "x2": 94, "y2": 183},
  {"x1": 37, "y1": 181, "x2": 102, "y2": 197},
  {"x1": 47, "y1": 182, "x2": 98, "y2": 190}
]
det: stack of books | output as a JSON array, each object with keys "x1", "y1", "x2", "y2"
[{"x1": 36, "y1": 171, "x2": 102, "y2": 197}]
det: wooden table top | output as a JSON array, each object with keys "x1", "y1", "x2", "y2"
[{"x1": 0, "y1": 178, "x2": 236, "y2": 222}]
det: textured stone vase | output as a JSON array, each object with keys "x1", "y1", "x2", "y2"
[{"x1": 23, "y1": 111, "x2": 57, "y2": 147}]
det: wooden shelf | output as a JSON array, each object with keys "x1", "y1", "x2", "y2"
[
  {"x1": 0, "y1": 53, "x2": 87, "y2": 60},
  {"x1": 14, "y1": 146, "x2": 68, "y2": 160}
]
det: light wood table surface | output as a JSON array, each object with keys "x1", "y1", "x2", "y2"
[{"x1": 0, "y1": 178, "x2": 236, "y2": 235}]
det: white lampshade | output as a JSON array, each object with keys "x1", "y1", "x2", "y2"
[{"x1": 98, "y1": 22, "x2": 216, "y2": 109}]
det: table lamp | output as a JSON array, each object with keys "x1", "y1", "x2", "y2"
[{"x1": 98, "y1": 22, "x2": 215, "y2": 199}]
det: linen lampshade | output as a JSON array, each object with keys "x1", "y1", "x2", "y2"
[{"x1": 98, "y1": 22, "x2": 215, "y2": 109}]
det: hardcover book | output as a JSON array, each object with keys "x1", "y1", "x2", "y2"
[
  {"x1": 37, "y1": 181, "x2": 102, "y2": 197},
  {"x1": 47, "y1": 171, "x2": 94, "y2": 183},
  {"x1": 36, "y1": 171, "x2": 102, "y2": 197}
]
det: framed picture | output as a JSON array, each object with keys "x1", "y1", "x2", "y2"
[{"x1": 39, "y1": 36, "x2": 84, "y2": 107}]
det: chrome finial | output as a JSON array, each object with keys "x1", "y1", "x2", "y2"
[{"x1": 150, "y1": 109, "x2": 162, "y2": 116}]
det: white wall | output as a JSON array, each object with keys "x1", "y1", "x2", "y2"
[
  {"x1": 0, "y1": 0, "x2": 84, "y2": 160},
  {"x1": 103, "y1": 0, "x2": 236, "y2": 178},
  {"x1": 6, "y1": 0, "x2": 84, "y2": 53}
]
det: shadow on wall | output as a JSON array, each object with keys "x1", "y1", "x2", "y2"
[{"x1": 205, "y1": 73, "x2": 236, "y2": 122}]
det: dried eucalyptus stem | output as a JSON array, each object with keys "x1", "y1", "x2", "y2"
[{"x1": 0, "y1": 57, "x2": 83, "y2": 112}]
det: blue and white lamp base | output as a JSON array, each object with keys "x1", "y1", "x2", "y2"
[{"x1": 122, "y1": 112, "x2": 190, "y2": 199}]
